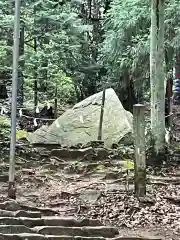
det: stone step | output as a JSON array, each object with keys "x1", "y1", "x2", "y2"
[
  {"x1": 0, "y1": 233, "x2": 45, "y2": 240},
  {"x1": 0, "y1": 217, "x2": 102, "y2": 228},
  {"x1": 0, "y1": 234, "x2": 109, "y2": 240},
  {"x1": 0, "y1": 234, "x2": 163, "y2": 240},
  {"x1": 112, "y1": 238, "x2": 162, "y2": 240},
  {"x1": 0, "y1": 200, "x2": 21, "y2": 211},
  {"x1": 0, "y1": 200, "x2": 51, "y2": 216},
  {"x1": 0, "y1": 225, "x2": 34, "y2": 234},
  {"x1": 42, "y1": 217, "x2": 103, "y2": 227},
  {"x1": 0, "y1": 226, "x2": 118, "y2": 238},
  {"x1": 0, "y1": 209, "x2": 41, "y2": 218},
  {"x1": 34, "y1": 226, "x2": 119, "y2": 238}
]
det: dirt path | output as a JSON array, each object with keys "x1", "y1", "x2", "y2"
[{"x1": 1, "y1": 153, "x2": 180, "y2": 239}]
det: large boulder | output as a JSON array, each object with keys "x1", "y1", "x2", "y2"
[{"x1": 28, "y1": 88, "x2": 133, "y2": 148}]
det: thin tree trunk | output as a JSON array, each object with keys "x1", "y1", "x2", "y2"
[
  {"x1": 34, "y1": 4, "x2": 38, "y2": 116},
  {"x1": 155, "y1": 0, "x2": 165, "y2": 153},
  {"x1": 150, "y1": 0, "x2": 158, "y2": 141},
  {"x1": 175, "y1": 54, "x2": 180, "y2": 79},
  {"x1": 150, "y1": 0, "x2": 165, "y2": 154}
]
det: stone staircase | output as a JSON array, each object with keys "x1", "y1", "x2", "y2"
[
  {"x1": 0, "y1": 200, "x2": 164, "y2": 240},
  {"x1": 0, "y1": 200, "x2": 119, "y2": 240},
  {"x1": 0, "y1": 147, "x2": 165, "y2": 240}
]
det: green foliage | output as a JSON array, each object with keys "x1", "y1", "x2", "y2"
[
  {"x1": 16, "y1": 130, "x2": 29, "y2": 140},
  {"x1": 102, "y1": 0, "x2": 180, "y2": 99},
  {"x1": 0, "y1": 0, "x2": 94, "y2": 105},
  {"x1": 124, "y1": 159, "x2": 134, "y2": 170},
  {"x1": 102, "y1": 0, "x2": 150, "y2": 80}
]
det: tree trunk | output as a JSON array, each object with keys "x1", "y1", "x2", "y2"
[
  {"x1": 127, "y1": 74, "x2": 137, "y2": 112},
  {"x1": 150, "y1": 0, "x2": 165, "y2": 155},
  {"x1": 155, "y1": 0, "x2": 165, "y2": 153},
  {"x1": 175, "y1": 54, "x2": 180, "y2": 79},
  {"x1": 150, "y1": 0, "x2": 158, "y2": 140},
  {"x1": 34, "y1": 4, "x2": 38, "y2": 115}
]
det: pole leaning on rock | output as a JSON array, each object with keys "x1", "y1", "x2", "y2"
[
  {"x1": 97, "y1": 88, "x2": 106, "y2": 141},
  {"x1": 133, "y1": 104, "x2": 146, "y2": 197}
]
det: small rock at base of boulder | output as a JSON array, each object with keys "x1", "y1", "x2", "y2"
[
  {"x1": 118, "y1": 132, "x2": 133, "y2": 145},
  {"x1": 82, "y1": 141, "x2": 104, "y2": 149},
  {"x1": 51, "y1": 147, "x2": 94, "y2": 159},
  {"x1": 94, "y1": 148, "x2": 110, "y2": 160}
]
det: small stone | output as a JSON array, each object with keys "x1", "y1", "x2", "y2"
[
  {"x1": 94, "y1": 148, "x2": 109, "y2": 160},
  {"x1": 80, "y1": 190, "x2": 101, "y2": 204},
  {"x1": 80, "y1": 218, "x2": 103, "y2": 226},
  {"x1": 82, "y1": 141, "x2": 104, "y2": 149}
]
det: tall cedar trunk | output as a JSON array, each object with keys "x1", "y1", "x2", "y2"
[
  {"x1": 17, "y1": 25, "x2": 24, "y2": 107},
  {"x1": 175, "y1": 54, "x2": 180, "y2": 79},
  {"x1": 122, "y1": 73, "x2": 137, "y2": 112},
  {"x1": 155, "y1": 0, "x2": 165, "y2": 152},
  {"x1": 150, "y1": 0, "x2": 158, "y2": 140},
  {"x1": 150, "y1": 0, "x2": 165, "y2": 154},
  {"x1": 34, "y1": 4, "x2": 38, "y2": 115}
]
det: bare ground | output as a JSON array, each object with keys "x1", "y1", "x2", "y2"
[{"x1": 1, "y1": 155, "x2": 180, "y2": 239}]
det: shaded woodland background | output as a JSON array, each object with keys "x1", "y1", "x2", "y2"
[{"x1": 0, "y1": 0, "x2": 180, "y2": 112}]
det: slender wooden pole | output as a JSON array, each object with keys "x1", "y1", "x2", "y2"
[
  {"x1": 97, "y1": 88, "x2": 106, "y2": 141},
  {"x1": 133, "y1": 104, "x2": 146, "y2": 197},
  {"x1": 8, "y1": 0, "x2": 21, "y2": 199}
]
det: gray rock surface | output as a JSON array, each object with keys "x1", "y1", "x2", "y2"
[
  {"x1": 79, "y1": 190, "x2": 101, "y2": 204},
  {"x1": 28, "y1": 88, "x2": 133, "y2": 148}
]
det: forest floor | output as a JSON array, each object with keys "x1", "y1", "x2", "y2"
[
  {"x1": 1, "y1": 147, "x2": 180, "y2": 239},
  {"x1": 1, "y1": 104, "x2": 180, "y2": 239}
]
